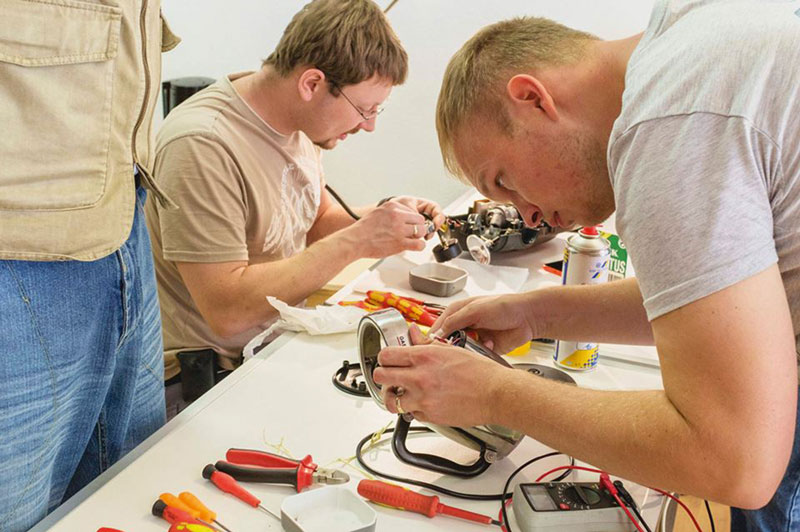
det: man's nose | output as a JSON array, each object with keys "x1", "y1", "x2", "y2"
[
  {"x1": 359, "y1": 116, "x2": 377, "y2": 133},
  {"x1": 518, "y1": 204, "x2": 542, "y2": 227}
]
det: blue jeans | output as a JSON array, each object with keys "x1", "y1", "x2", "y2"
[
  {"x1": 0, "y1": 186, "x2": 166, "y2": 532},
  {"x1": 731, "y1": 387, "x2": 800, "y2": 531}
]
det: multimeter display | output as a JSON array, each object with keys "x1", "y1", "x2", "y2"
[{"x1": 522, "y1": 484, "x2": 557, "y2": 511}]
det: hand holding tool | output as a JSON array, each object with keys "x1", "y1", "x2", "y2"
[
  {"x1": 202, "y1": 464, "x2": 281, "y2": 521},
  {"x1": 357, "y1": 479, "x2": 500, "y2": 526},
  {"x1": 215, "y1": 448, "x2": 349, "y2": 492}
]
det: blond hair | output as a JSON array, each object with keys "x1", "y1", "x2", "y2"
[
  {"x1": 436, "y1": 17, "x2": 597, "y2": 179},
  {"x1": 265, "y1": 0, "x2": 407, "y2": 89}
]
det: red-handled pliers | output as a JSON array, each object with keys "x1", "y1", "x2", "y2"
[{"x1": 214, "y1": 448, "x2": 349, "y2": 493}]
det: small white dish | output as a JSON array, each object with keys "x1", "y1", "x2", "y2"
[{"x1": 280, "y1": 486, "x2": 377, "y2": 532}]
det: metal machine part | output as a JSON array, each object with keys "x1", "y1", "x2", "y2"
[
  {"x1": 434, "y1": 201, "x2": 563, "y2": 263},
  {"x1": 332, "y1": 360, "x2": 370, "y2": 397},
  {"x1": 357, "y1": 308, "x2": 524, "y2": 477}
]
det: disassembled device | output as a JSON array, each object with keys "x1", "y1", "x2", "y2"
[
  {"x1": 357, "y1": 308, "x2": 574, "y2": 477},
  {"x1": 431, "y1": 201, "x2": 563, "y2": 264},
  {"x1": 513, "y1": 482, "x2": 636, "y2": 531}
]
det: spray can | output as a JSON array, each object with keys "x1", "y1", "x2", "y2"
[{"x1": 553, "y1": 227, "x2": 610, "y2": 371}]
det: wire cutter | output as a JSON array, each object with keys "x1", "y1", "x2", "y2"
[{"x1": 214, "y1": 448, "x2": 350, "y2": 493}]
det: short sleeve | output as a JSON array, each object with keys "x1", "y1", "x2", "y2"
[
  {"x1": 153, "y1": 134, "x2": 249, "y2": 263},
  {"x1": 609, "y1": 113, "x2": 779, "y2": 319}
]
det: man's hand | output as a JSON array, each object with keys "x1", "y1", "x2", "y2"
[
  {"x1": 430, "y1": 293, "x2": 539, "y2": 354},
  {"x1": 373, "y1": 325, "x2": 512, "y2": 426},
  {"x1": 388, "y1": 196, "x2": 446, "y2": 236},
  {"x1": 345, "y1": 199, "x2": 437, "y2": 257}
]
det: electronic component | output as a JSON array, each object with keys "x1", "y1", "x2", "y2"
[
  {"x1": 512, "y1": 482, "x2": 637, "y2": 531},
  {"x1": 434, "y1": 201, "x2": 563, "y2": 263}
]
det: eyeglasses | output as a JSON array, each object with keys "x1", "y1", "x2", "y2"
[{"x1": 328, "y1": 79, "x2": 385, "y2": 122}]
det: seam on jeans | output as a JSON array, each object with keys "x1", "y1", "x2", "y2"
[
  {"x1": 97, "y1": 410, "x2": 109, "y2": 472},
  {"x1": 115, "y1": 249, "x2": 130, "y2": 350},
  {"x1": 1, "y1": 263, "x2": 60, "y2": 525},
  {"x1": 142, "y1": 360, "x2": 162, "y2": 383}
]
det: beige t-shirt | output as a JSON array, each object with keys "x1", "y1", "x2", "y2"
[{"x1": 146, "y1": 72, "x2": 324, "y2": 379}]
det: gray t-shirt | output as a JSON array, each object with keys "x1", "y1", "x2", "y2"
[{"x1": 608, "y1": 0, "x2": 800, "y2": 357}]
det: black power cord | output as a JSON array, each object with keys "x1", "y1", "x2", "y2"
[
  {"x1": 355, "y1": 425, "x2": 573, "y2": 503},
  {"x1": 704, "y1": 499, "x2": 716, "y2": 532},
  {"x1": 325, "y1": 183, "x2": 360, "y2": 221},
  {"x1": 614, "y1": 480, "x2": 652, "y2": 532}
]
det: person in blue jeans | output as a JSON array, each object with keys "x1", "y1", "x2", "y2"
[
  {"x1": 0, "y1": 185, "x2": 166, "y2": 530},
  {"x1": 0, "y1": 1, "x2": 179, "y2": 529}
]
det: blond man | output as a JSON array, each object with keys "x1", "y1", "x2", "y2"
[
  {"x1": 146, "y1": 0, "x2": 443, "y2": 411},
  {"x1": 375, "y1": 3, "x2": 800, "y2": 529}
]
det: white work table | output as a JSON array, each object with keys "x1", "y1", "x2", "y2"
[{"x1": 32, "y1": 193, "x2": 671, "y2": 532}]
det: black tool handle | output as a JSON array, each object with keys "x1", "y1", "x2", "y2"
[{"x1": 214, "y1": 461, "x2": 298, "y2": 488}]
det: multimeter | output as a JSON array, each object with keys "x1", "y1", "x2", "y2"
[{"x1": 512, "y1": 482, "x2": 637, "y2": 531}]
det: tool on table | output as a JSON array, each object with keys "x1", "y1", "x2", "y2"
[
  {"x1": 202, "y1": 464, "x2": 281, "y2": 521},
  {"x1": 168, "y1": 524, "x2": 217, "y2": 532},
  {"x1": 357, "y1": 479, "x2": 500, "y2": 526},
  {"x1": 365, "y1": 290, "x2": 438, "y2": 326},
  {"x1": 177, "y1": 491, "x2": 231, "y2": 532},
  {"x1": 152, "y1": 500, "x2": 218, "y2": 531},
  {"x1": 214, "y1": 448, "x2": 350, "y2": 493}
]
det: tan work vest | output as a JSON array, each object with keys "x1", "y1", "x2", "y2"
[{"x1": 0, "y1": 0, "x2": 180, "y2": 261}]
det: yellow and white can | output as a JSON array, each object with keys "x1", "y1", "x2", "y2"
[{"x1": 554, "y1": 227, "x2": 610, "y2": 371}]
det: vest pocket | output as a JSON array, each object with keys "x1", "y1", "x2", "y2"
[{"x1": 0, "y1": 0, "x2": 122, "y2": 210}]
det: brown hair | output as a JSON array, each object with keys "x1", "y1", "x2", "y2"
[
  {"x1": 264, "y1": 0, "x2": 408, "y2": 89},
  {"x1": 436, "y1": 17, "x2": 597, "y2": 179}
]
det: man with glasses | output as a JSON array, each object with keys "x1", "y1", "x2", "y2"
[{"x1": 145, "y1": 0, "x2": 443, "y2": 414}]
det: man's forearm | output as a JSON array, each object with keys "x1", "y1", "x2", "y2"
[
  {"x1": 219, "y1": 231, "x2": 363, "y2": 334},
  {"x1": 530, "y1": 277, "x2": 654, "y2": 345},
  {"x1": 306, "y1": 204, "x2": 370, "y2": 244},
  {"x1": 492, "y1": 372, "x2": 746, "y2": 506}
]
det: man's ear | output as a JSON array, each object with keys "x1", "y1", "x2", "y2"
[
  {"x1": 297, "y1": 68, "x2": 326, "y2": 102},
  {"x1": 506, "y1": 74, "x2": 559, "y2": 122}
]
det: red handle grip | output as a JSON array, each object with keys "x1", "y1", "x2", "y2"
[
  {"x1": 357, "y1": 480, "x2": 439, "y2": 518},
  {"x1": 203, "y1": 465, "x2": 261, "y2": 507}
]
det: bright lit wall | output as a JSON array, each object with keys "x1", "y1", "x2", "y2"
[{"x1": 159, "y1": 1, "x2": 654, "y2": 208}]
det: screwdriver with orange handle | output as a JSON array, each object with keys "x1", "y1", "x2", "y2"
[
  {"x1": 357, "y1": 479, "x2": 501, "y2": 526},
  {"x1": 152, "y1": 500, "x2": 217, "y2": 531},
  {"x1": 159, "y1": 492, "x2": 234, "y2": 532},
  {"x1": 202, "y1": 464, "x2": 281, "y2": 522},
  {"x1": 366, "y1": 290, "x2": 437, "y2": 326}
]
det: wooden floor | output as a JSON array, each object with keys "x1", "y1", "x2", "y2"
[{"x1": 673, "y1": 496, "x2": 729, "y2": 532}]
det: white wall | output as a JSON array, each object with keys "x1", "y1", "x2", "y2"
[{"x1": 160, "y1": 0, "x2": 654, "y2": 208}]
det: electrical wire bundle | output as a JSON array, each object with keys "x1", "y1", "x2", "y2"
[{"x1": 355, "y1": 424, "x2": 715, "y2": 531}]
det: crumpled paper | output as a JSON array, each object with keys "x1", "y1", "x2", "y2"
[{"x1": 243, "y1": 296, "x2": 367, "y2": 360}]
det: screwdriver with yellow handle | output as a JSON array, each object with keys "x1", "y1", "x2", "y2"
[
  {"x1": 159, "y1": 492, "x2": 234, "y2": 532},
  {"x1": 357, "y1": 479, "x2": 501, "y2": 526}
]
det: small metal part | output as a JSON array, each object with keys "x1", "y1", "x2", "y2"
[{"x1": 314, "y1": 469, "x2": 350, "y2": 484}]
